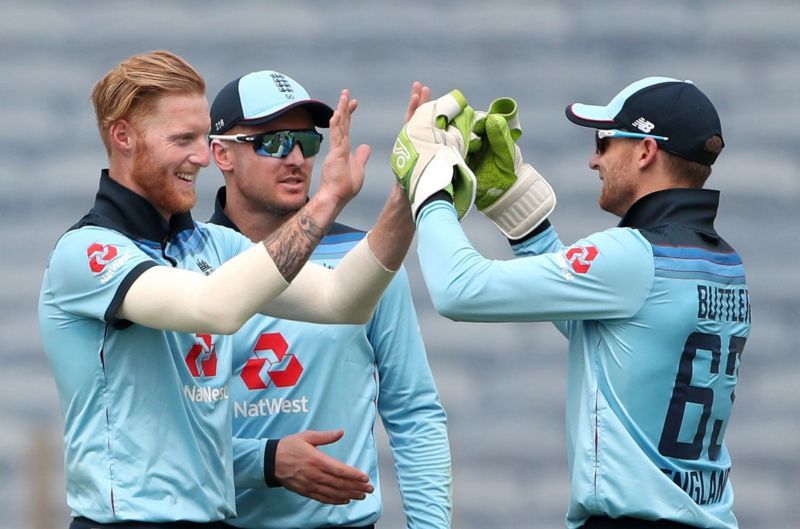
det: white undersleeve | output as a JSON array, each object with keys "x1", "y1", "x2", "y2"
[
  {"x1": 118, "y1": 236, "x2": 394, "y2": 334},
  {"x1": 260, "y1": 236, "x2": 394, "y2": 324}
]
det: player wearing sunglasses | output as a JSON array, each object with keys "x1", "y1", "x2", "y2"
[
  {"x1": 401, "y1": 78, "x2": 748, "y2": 529},
  {"x1": 208, "y1": 71, "x2": 452, "y2": 529}
]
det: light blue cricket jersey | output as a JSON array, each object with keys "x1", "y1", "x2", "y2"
[
  {"x1": 208, "y1": 188, "x2": 452, "y2": 529},
  {"x1": 38, "y1": 172, "x2": 253, "y2": 523},
  {"x1": 416, "y1": 189, "x2": 749, "y2": 529}
]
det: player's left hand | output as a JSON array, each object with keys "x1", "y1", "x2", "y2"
[
  {"x1": 403, "y1": 81, "x2": 432, "y2": 123},
  {"x1": 390, "y1": 89, "x2": 477, "y2": 220},
  {"x1": 274, "y1": 429, "x2": 374, "y2": 504},
  {"x1": 388, "y1": 81, "x2": 432, "y2": 208},
  {"x1": 468, "y1": 97, "x2": 556, "y2": 239},
  {"x1": 389, "y1": 81, "x2": 432, "y2": 206},
  {"x1": 318, "y1": 89, "x2": 371, "y2": 207}
]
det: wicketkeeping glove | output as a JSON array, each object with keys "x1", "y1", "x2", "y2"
[
  {"x1": 467, "y1": 97, "x2": 556, "y2": 240},
  {"x1": 391, "y1": 89, "x2": 477, "y2": 220}
]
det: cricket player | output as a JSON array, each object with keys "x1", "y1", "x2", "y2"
[
  {"x1": 393, "y1": 78, "x2": 750, "y2": 529},
  {"x1": 38, "y1": 50, "x2": 429, "y2": 528},
  {"x1": 207, "y1": 72, "x2": 452, "y2": 529}
]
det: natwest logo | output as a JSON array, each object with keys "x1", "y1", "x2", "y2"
[
  {"x1": 185, "y1": 333, "x2": 218, "y2": 377},
  {"x1": 241, "y1": 332, "x2": 303, "y2": 390},
  {"x1": 87, "y1": 243, "x2": 118, "y2": 273},
  {"x1": 564, "y1": 245, "x2": 599, "y2": 274}
]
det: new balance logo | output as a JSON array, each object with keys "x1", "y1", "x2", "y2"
[{"x1": 632, "y1": 117, "x2": 655, "y2": 133}]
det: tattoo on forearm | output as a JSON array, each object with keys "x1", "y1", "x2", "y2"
[{"x1": 263, "y1": 210, "x2": 324, "y2": 282}]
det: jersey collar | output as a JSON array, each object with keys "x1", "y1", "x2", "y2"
[
  {"x1": 208, "y1": 186, "x2": 238, "y2": 232},
  {"x1": 86, "y1": 169, "x2": 195, "y2": 243},
  {"x1": 207, "y1": 186, "x2": 358, "y2": 238},
  {"x1": 618, "y1": 188, "x2": 721, "y2": 240}
]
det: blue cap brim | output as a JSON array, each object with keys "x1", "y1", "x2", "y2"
[{"x1": 565, "y1": 76, "x2": 684, "y2": 129}]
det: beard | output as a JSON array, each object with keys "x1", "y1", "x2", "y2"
[
  {"x1": 597, "y1": 149, "x2": 638, "y2": 217},
  {"x1": 130, "y1": 139, "x2": 197, "y2": 217},
  {"x1": 598, "y1": 177, "x2": 638, "y2": 217},
  {"x1": 262, "y1": 193, "x2": 309, "y2": 217}
]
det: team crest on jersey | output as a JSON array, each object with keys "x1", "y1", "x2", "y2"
[
  {"x1": 196, "y1": 258, "x2": 215, "y2": 275},
  {"x1": 241, "y1": 332, "x2": 304, "y2": 390},
  {"x1": 563, "y1": 245, "x2": 599, "y2": 275}
]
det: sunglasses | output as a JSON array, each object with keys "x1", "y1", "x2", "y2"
[
  {"x1": 209, "y1": 129, "x2": 323, "y2": 158},
  {"x1": 595, "y1": 129, "x2": 669, "y2": 154}
]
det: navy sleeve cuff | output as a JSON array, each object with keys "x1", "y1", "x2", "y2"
[
  {"x1": 419, "y1": 191, "x2": 454, "y2": 212},
  {"x1": 106, "y1": 261, "x2": 158, "y2": 329},
  {"x1": 509, "y1": 219, "x2": 552, "y2": 245},
  {"x1": 263, "y1": 438, "x2": 282, "y2": 488}
]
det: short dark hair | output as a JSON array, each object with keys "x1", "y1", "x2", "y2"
[{"x1": 662, "y1": 135, "x2": 724, "y2": 188}]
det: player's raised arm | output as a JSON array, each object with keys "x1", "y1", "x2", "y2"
[
  {"x1": 366, "y1": 80, "x2": 431, "y2": 271},
  {"x1": 257, "y1": 82, "x2": 433, "y2": 324},
  {"x1": 263, "y1": 88, "x2": 369, "y2": 281},
  {"x1": 120, "y1": 90, "x2": 377, "y2": 331}
]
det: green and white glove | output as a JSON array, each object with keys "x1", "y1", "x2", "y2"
[
  {"x1": 391, "y1": 89, "x2": 477, "y2": 220},
  {"x1": 467, "y1": 97, "x2": 556, "y2": 240}
]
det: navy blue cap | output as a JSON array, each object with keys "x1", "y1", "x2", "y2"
[
  {"x1": 210, "y1": 70, "x2": 334, "y2": 135},
  {"x1": 566, "y1": 77, "x2": 723, "y2": 165}
]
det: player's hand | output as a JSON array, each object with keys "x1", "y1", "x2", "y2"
[
  {"x1": 391, "y1": 81, "x2": 432, "y2": 206},
  {"x1": 274, "y1": 429, "x2": 373, "y2": 505},
  {"x1": 403, "y1": 81, "x2": 432, "y2": 123},
  {"x1": 390, "y1": 89, "x2": 477, "y2": 220},
  {"x1": 469, "y1": 97, "x2": 522, "y2": 210},
  {"x1": 318, "y1": 90, "x2": 371, "y2": 206},
  {"x1": 468, "y1": 97, "x2": 556, "y2": 239}
]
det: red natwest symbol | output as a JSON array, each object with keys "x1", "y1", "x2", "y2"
[
  {"x1": 241, "y1": 332, "x2": 303, "y2": 390},
  {"x1": 564, "y1": 245, "x2": 599, "y2": 274},
  {"x1": 87, "y1": 243, "x2": 118, "y2": 273},
  {"x1": 185, "y1": 334, "x2": 218, "y2": 377}
]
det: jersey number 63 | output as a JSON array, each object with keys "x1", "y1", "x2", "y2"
[{"x1": 658, "y1": 332, "x2": 747, "y2": 461}]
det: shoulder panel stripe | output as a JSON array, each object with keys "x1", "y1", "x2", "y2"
[
  {"x1": 652, "y1": 243, "x2": 746, "y2": 283},
  {"x1": 654, "y1": 256, "x2": 744, "y2": 277},
  {"x1": 651, "y1": 244, "x2": 742, "y2": 265},
  {"x1": 653, "y1": 267, "x2": 747, "y2": 285}
]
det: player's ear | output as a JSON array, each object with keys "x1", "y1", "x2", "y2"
[
  {"x1": 211, "y1": 140, "x2": 235, "y2": 172},
  {"x1": 109, "y1": 119, "x2": 136, "y2": 156},
  {"x1": 637, "y1": 137, "x2": 659, "y2": 170}
]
